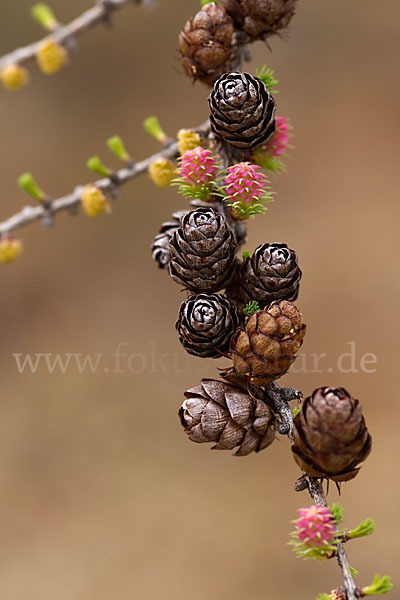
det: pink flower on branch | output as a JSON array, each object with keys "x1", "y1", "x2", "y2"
[
  {"x1": 223, "y1": 161, "x2": 274, "y2": 219},
  {"x1": 180, "y1": 147, "x2": 218, "y2": 187},
  {"x1": 296, "y1": 505, "x2": 336, "y2": 548}
]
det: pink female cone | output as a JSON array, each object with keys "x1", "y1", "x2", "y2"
[{"x1": 296, "y1": 505, "x2": 336, "y2": 548}]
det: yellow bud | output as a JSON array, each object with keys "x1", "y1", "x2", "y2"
[
  {"x1": 81, "y1": 185, "x2": 109, "y2": 217},
  {"x1": 177, "y1": 129, "x2": 203, "y2": 155},
  {"x1": 148, "y1": 158, "x2": 175, "y2": 188},
  {"x1": 36, "y1": 38, "x2": 67, "y2": 74},
  {"x1": 1, "y1": 64, "x2": 29, "y2": 91},
  {"x1": 0, "y1": 238, "x2": 23, "y2": 264}
]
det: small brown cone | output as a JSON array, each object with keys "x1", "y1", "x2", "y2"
[
  {"x1": 230, "y1": 300, "x2": 306, "y2": 386},
  {"x1": 292, "y1": 387, "x2": 372, "y2": 483},
  {"x1": 221, "y1": 0, "x2": 298, "y2": 41},
  {"x1": 169, "y1": 207, "x2": 238, "y2": 293},
  {"x1": 179, "y1": 378, "x2": 276, "y2": 456},
  {"x1": 208, "y1": 71, "x2": 276, "y2": 150},
  {"x1": 179, "y1": 3, "x2": 240, "y2": 86},
  {"x1": 237, "y1": 242, "x2": 302, "y2": 308},
  {"x1": 176, "y1": 293, "x2": 238, "y2": 358}
]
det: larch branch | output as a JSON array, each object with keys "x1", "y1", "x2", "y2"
[
  {"x1": 0, "y1": 141, "x2": 178, "y2": 235},
  {"x1": 282, "y1": 402, "x2": 359, "y2": 600},
  {"x1": 0, "y1": 122, "x2": 209, "y2": 236},
  {"x1": 0, "y1": 0, "x2": 153, "y2": 72},
  {"x1": 306, "y1": 477, "x2": 359, "y2": 600}
]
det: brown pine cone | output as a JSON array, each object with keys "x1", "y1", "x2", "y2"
[
  {"x1": 176, "y1": 293, "x2": 238, "y2": 358},
  {"x1": 151, "y1": 210, "x2": 189, "y2": 269},
  {"x1": 169, "y1": 207, "x2": 238, "y2": 292},
  {"x1": 230, "y1": 300, "x2": 306, "y2": 386},
  {"x1": 221, "y1": 0, "x2": 298, "y2": 41},
  {"x1": 208, "y1": 72, "x2": 276, "y2": 149},
  {"x1": 238, "y1": 243, "x2": 301, "y2": 307},
  {"x1": 292, "y1": 387, "x2": 372, "y2": 483},
  {"x1": 179, "y1": 3, "x2": 240, "y2": 86},
  {"x1": 179, "y1": 378, "x2": 276, "y2": 455}
]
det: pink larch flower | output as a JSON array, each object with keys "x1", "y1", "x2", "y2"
[
  {"x1": 180, "y1": 147, "x2": 218, "y2": 186},
  {"x1": 263, "y1": 116, "x2": 290, "y2": 157},
  {"x1": 295, "y1": 506, "x2": 336, "y2": 548},
  {"x1": 224, "y1": 162, "x2": 266, "y2": 204}
]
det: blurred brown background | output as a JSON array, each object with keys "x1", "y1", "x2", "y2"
[{"x1": 0, "y1": 1, "x2": 399, "y2": 598}]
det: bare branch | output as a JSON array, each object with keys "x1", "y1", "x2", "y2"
[
  {"x1": 267, "y1": 381, "x2": 302, "y2": 440},
  {"x1": 0, "y1": 0, "x2": 153, "y2": 72},
  {"x1": 0, "y1": 122, "x2": 209, "y2": 236},
  {"x1": 1, "y1": 145, "x2": 176, "y2": 235}
]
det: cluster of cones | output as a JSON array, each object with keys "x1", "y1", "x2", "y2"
[
  {"x1": 152, "y1": 199, "x2": 371, "y2": 480},
  {"x1": 149, "y1": 3, "x2": 371, "y2": 486},
  {"x1": 151, "y1": 184, "x2": 370, "y2": 482},
  {"x1": 179, "y1": 0, "x2": 298, "y2": 86}
]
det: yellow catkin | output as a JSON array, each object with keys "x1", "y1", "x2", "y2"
[
  {"x1": 0, "y1": 239, "x2": 23, "y2": 263},
  {"x1": 36, "y1": 38, "x2": 67, "y2": 74},
  {"x1": 177, "y1": 129, "x2": 203, "y2": 155},
  {"x1": 148, "y1": 158, "x2": 176, "y2": 188},
  {"x1": 1, "y1": 64, "x2": 29, "y2": 90},
  {"x1": 81, "y1": 185, "x2": 108, "y2": 217}
]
